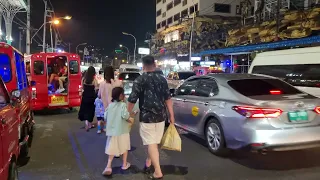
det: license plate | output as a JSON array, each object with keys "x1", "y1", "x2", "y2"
[
  {"x1": 288, "y1": 111, "x2": 308, "y2": 122},
  {"x1": 129, "y1": 83, "x2": 133, "y2": 86},
  {"x1": 51, "y1": 96, "x2": 65, "y2": 104}
]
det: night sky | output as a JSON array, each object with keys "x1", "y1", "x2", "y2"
[{"x1": 12, "y1": 0, "x2": 155, "y2": 55}]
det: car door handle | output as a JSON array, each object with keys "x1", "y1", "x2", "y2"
[
  {"x1": 204, "y1": 102, "x2": 209, "y2": 106},
  {"x1": 1, "y1": 118, "x2": 5, "y2": 124},
  {"x1": 183, "y1": 99, "x2": 186, "y2": 102}
]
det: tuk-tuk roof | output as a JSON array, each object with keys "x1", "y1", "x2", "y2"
[{"x1": 30, "y1": 52, "x2": 80, "y2": 59}]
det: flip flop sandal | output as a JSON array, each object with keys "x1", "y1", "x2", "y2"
[
  {"x1": 102, "y1": 167, "x2": 112, "y2": 176},
  {"x1": 148, "y1": 174, "x2": 163, "y2": 179},
  {"x1": 121, "y1": 162, "x2": 131, "y2": 170}
]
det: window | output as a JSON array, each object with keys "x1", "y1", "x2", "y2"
[
  {"x1": 0, "y1": 80, "x2": 9, "y2": 107},
  {"x1": 178, "y1": 72, "x2": 196, "y2": 80},
  {"x1": 33, "y1": 61, "x2": 44, "y2": 75},
  {"x1": 236, "y1": 5, "x2": 241, "y2": 15},
  {"x1": 197, "y1": 78, "x2": 219, "y2": 97},
  {"x1": 214, "y1": 3, "x2": 231, "y2": 13},
  {"x1": 156, "y1": 10, "x2": 162, "y2": 17},
  {"x1": 174, "y1": 13, "x2": 180, "y2": 21},
  {"x1": 157, "y1": 0, "x2": 161, "y2": 4},
  {"x1": 167, "y1": 2, "x2": 173, "y2": 10},
  {"x1": 0, "y1": 54, "x2": 12, "y2": 83},
  {"x1": 162, "y1": 20, "x2": 166, "y2": 27},
  {"x1": 26, "y1": 61, "x2": 30, "y2": 74},
  {"x1": 69, "y1": 61, "x2": 79, "y2": 74},
  {"x1": 252, "y1": 64, "x2": 320, "y2": 88},
  {"x1": 118, "y1": 73, "x2": 140, "y2": 81},
  {"x1": 190, "y1": 3, "x2": 198, "y2": 14},
  {"x1": 181, "y1": 9, "x2": 188, "y2": 18},
  {"x1": 162, "y1": 12, "x2": 166, "y2": 18},
  {"x1": 174, "y1": 0, "x2": 181, "y2": 6},
  {"x1": 167, "y1": 72, "x2": 174, "y2": 79},
  {"x1": 157, "y1": 23, "x2": 161, "y2": 29},
  {"x1": 176, "y1": 79, "x2": 199, "y2": 96},
  {"x1": 228, "y1": 79, "x2": 306, "y2": 100},
  {"x1": 182, "y1": 0, "x2": 187, "y2": 6},
  {"x1": 167, "y1": 17, "x2": 173, "y2": 24},
  {"x1": 15, "y1": 52, "x2": 27, "y2": 90}
]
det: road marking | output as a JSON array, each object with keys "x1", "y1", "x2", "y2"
[{"x1": 36, "y1": 121, "x2": 55, "y2": 139}]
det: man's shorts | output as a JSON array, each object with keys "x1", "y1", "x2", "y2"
[{"x1": 140, "y1": 121, "x2": 165, "y2": 145}]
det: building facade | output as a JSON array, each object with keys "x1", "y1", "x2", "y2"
[{"x1": 156, "y1": 0, "x2": 252, "y2": 32}]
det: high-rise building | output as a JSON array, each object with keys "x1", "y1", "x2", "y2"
[{"x1": 156, "y1": 0, "x2": 249, "y2": 32}]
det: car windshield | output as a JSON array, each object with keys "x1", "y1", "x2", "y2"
[
  {"x1": 178, "y1": 72, "x2": 196, "y2": 80},
  {"x1": 118, "y1": 73, "x2": 140, "y2": 81},
  {"x1": 228, "y1": 78, "x2": 305, "y2": 97}
]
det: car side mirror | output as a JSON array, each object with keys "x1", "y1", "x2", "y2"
[
  {"x1": 31, "y1": 81, "x2": 36, "y2": 86},
  {"x1": 170, "y1": 89, "x2": 175, "y2": 97}
]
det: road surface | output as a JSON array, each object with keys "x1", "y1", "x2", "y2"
[{"x1": 19, "y1": 109, "x2": 320, "y2": 180}]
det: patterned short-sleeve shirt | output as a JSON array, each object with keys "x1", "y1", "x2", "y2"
[{"x1": 128, "y1": 72, "x2": 170, "y2": 123}]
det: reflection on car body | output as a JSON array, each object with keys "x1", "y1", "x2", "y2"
[
  {"x1": 118, "y1": 72, "x2": 141, "y2": 96},
  {"x1": 171, "y1": 73, "x2": 320, "y2": 156},
  {"x1": 167, "y1": 71, "x2": 196, "y2": 89}
]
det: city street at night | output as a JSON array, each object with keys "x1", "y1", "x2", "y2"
[{"x1": 19, "y1": 110, "x2": 320, "y2": 180}]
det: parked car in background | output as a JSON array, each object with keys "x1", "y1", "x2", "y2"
[
  {"x1": 167, "y1": 71, "x2": 196, "y2": 89},
  {"x1": 118, "y1": 72, "x2": 141, "y2": 97},
  {"x1": 171, "y1": 73, "x2": 320, "y2": 156}
]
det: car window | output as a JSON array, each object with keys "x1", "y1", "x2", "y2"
[
  {"x1": 0, "y1": 54, "x2": 12, "y2": 83},
  {"x1": 118, "y1": 73, "x2": 140, "y2": 81},
  {"x1": 125, "y1": 68, "x2": 140, "y2": 72},
  {"x1": 252, "y1": 64, "x2": 320, "y2": 87},
  {"x1": 197, "y1": 78, "x2": 219, "y2": 97},
  {"x1": 228, "y1": 78, "x2": 304, "y2": 99},
  {"x1": 178, "y1": 72, "x2": 196, "y2": 80},
  {"x1": 176, "y1": 79, "x2": 200, "y2": 96},
  {"x1": 69, "y1": 60, "x2": 79, "y2": 74},
  {"x1": 173, "y1": 73, "x2": 179, "y2": 80},
  {"x1": 33, "y1": 61, "x2": 44, "y2": 75}
]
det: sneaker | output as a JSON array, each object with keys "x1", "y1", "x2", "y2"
[
  {"x1": 97, "y1": 130, "x2": 101, "y2": 134},
  {"x1": 55, "y1": 88, "x2": 65, "y2": 94}
]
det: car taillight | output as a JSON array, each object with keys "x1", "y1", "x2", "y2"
[
  {"x1": 118, "y1": 78, "x2": 123, "y2": 81},
  {"x1": 314, "y1": 106, "x2": 320, "y2": 114},
  {"x1": 232, "y1": 106, "x2": 283, "y2": 118},
  {"x1": 78, "y1": 85, "x2": 82, "y2": 96},
  {"x1": 31, "y1": 87, "x2": 36, "y2": 99},
  {"x1": 270, "y1": 90, "x2": 282, "y2": 95}
]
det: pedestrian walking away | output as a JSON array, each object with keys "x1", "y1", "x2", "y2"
[
  {"x1": 95, "y1": 93, "x2": 105, "y2": 134},
  {"x1": 78, "y1": 66, "x2": 99, "y2": 131},
  {"x1": 127, "y1": 55, "x2": 175, "y2": 179},
  {"x1": 102, "y1": 87, "x2": 135, "y2": 176}
]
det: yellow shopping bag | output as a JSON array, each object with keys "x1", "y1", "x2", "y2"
[{"x1": 160, "y1": 124, "x2": 182, "y2": 152}]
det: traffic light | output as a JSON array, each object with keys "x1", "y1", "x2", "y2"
[{"x1": 115, "y1": 49, "x2": 122, "y2": 53}]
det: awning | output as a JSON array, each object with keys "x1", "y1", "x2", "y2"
[{"x1": 192, "y1": 36, "x2": 320, "y2": 57}]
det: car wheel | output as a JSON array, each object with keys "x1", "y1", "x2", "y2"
[
  {"x1": 205, "y1": 118, "x2": 228, "y2": 156},
  {"x1": 8, "y1": 160, "x2": 18, "y2": 180}
]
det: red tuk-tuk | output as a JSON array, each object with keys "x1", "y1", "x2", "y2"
[
  {"x1": 0, "y1": 43, "x2": 34, "y2": 158},
  {"x1": 27, "y1": 52, "x2": 82, "y2": 110},
  {"x1": 0, "y1": 76, "x2": 20, "y2": 180}
]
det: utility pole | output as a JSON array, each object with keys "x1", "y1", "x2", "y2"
[
  {"x1": 19, "y1": 28, "x2": 23, "y2": 52},
  {"x1": 42, "y1": 0, "x2": 48, "y2": 52},
  {"x1": 26, "y1": 0, "x2": 31, "y2": 54},
  {"x1": 68, "y1": 43, "x2": 71, "y2": 52},
  {"x1": 55, "y1": 33, "x2": 58, "y2": 51},
  {"x1": 276, "y1": 0, "x2": 280, "y2": 40}
]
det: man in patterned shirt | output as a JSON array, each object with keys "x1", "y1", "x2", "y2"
[{"x1": 128, "y1": 55, "x2": 175, "y2": 179}]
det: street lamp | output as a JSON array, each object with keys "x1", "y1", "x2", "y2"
[
  {"x1": 122, "y1": 32, "x2": 136, "y2": 64},
  {"x1": 76, "y1": 42, "x2": 87, "y2": 54},
  {"x1": 119, "y1": 44, "x2": 130, "y2": 62}
]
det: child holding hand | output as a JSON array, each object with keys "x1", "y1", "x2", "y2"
[{"x1": 102, "y1": 87, "x2": 135, "y2": 176}]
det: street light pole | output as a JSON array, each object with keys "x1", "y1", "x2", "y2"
[
  {"x1": 76, "y1": 42, "x2": 87, "y2": 54},
  {"x1": 42, "y1": 0, "x2": 48, "y2": 52},
  {"x1": 122, "y1": 32, "x2": 136, "y2": 64},
  {"x1": 50, "y1": 23, "x2": 53, "y2": 51},
  {"x1": 120, "y1": 44, "x2": 130, "y2": 62},
  {"x1": 189, "y1": 1, "x2": 196, "y2": 70},
  {"x1": 26, "y1": 0, "x2": 31, "y2": 54}
]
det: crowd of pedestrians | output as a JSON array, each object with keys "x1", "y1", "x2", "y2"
[{"x1": 78, "y1": 55, "x2": 175, "y2": 179}]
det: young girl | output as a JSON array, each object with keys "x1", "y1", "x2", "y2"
[
  {"x1": 102, "y1": 87, "x2": 133, "y2": 176},
  {"x1": 94, "y1": 94, "x2": 105, "y2": 134}
]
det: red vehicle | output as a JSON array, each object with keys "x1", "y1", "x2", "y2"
[
  {"x1": 27, "y1": 52, "x2": 82, "y2": 110},
  {"x1": 0, "y1": 43, "x2": 34, "y2": 159},
  {"x1": 0, "y1": 76, "x2": 21, "y2": 180}
]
